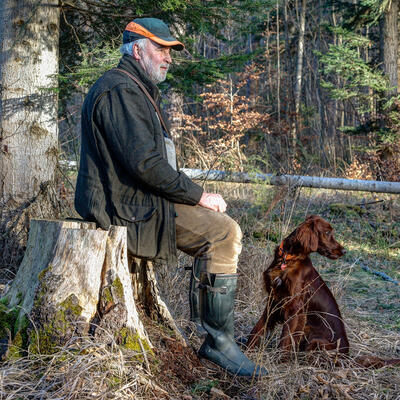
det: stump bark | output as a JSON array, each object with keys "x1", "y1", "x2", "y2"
[{"x1": 0, "y1": 219, "x2": 184, "y2": 360}]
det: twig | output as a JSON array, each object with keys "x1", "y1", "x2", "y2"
[
  {"x1": 60, "y1": 1, "x2": 162, "y2": 19},
  {"x1": 136, "y1": 374, "x2": 170, "y2": 397},
  {"x1": 138, "y1": 337, "x2": 152, "y2": 375},
  {"x1": 355, "y1": 199, "x2": 384, "y2": 207}
]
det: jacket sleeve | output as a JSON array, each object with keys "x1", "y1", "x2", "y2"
[{"x1": 94, "y1": 84, "x2": 203, "y2": 205}]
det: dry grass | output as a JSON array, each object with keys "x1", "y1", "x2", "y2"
[
  {"x1": 0, "y1": 336, "x2": 165, "y2": 399},
  {"x1": 158, "y1": 183, "x2": 400, "y2": 399},
  {"x1": 1, "y1": 183, "x2": 400, "y2": 399}
]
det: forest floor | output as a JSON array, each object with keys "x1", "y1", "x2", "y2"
[
  {"x1": 155, "y1": 182, "x2": 400, "y2": 400},
  {"x1": 1, "y1": 182, "x2": 399, "y2": 399}
]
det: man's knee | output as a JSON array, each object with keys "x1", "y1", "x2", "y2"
[
  {"x1": 206, "y1": 215, "x2": 242, "y2": 274},
  {"x1": 225, "y1": 216, "x2": 242, "y2": 243},
  {"x1": 221, "y1": 215, "x2": 242, "y2": 256}
]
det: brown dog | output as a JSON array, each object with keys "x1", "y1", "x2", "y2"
[{"x1": 247, "y1": 215, "x2": 400, "y2": 368}]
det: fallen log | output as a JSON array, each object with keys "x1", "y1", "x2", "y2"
[
  {"x1": 181, "y1": 168, "x2": 400, "y2": 194},
  {"x1": 0, "y1": 219, "x2": 183, "y2": 361}
]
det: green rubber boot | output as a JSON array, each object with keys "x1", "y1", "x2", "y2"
[
  {"x1": 189, "y1": 259, "x2": 207, "y2": 337},
  {"x1": 198, "y1": 273, "x2": 268, "y2": 377}
]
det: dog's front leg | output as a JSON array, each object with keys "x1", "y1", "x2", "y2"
[
  {"x1": 247, "y1": 295, "x2": 281, "y2": 349},
  {"x1": 279, "y1": 297, "x2": 307, "y2": 358}
]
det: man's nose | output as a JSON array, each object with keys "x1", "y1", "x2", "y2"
[{"x1": 165, "y1": 52, "x2": 172, "y2": 64}]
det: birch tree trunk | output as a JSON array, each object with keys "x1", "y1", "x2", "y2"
[
  {"x1": 292, "y1": 0, "x2": 307, "y2": 152},
  {"x1": 276, "y1": 0, "x2": 281, "y2": 131},
  {"x1": 0, "y1": 0, "x2": 60, "y2": 269}
]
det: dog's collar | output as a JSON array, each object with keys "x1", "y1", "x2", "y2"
[{"x1": 278, "y1": 241, "x2": 296, "y2": 270}]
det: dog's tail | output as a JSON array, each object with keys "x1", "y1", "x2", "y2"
[{"x1": 354, "y1": 354, "x2": 400, "y2": 369}]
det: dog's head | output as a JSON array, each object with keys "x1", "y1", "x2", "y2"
[{"x1": 284, "y1": 215, "x2": 345, "y2": 259}]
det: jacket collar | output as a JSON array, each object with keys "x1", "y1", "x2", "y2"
[{"x1": 117, "y1": 55, "x2": 160, "y2": 102}]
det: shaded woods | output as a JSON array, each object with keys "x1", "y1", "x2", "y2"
[{"x1": 59, "y1": 0, "x2": 400, "y2": 183}]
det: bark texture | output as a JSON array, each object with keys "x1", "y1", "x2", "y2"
[
  {"x1": 130, "y1": 257, "x2": 187, "y2": 346},
  {"x1": 0, "y1": 220, "x2": 156, "y2": 358},
  {"x1": 0, "y1": 0, "x2": 60, "y2": 271},
  {"x1": 0, "y1": 0, "x2": 59, "y2": 203},
  {"x1": 292, "y1": 0, "x2": 307, "y2": 146},
  {"x1": 382, "y1": 0, "x2": 399, "y2": 96},
  {"x1": 94, "y1": 226, "x2": 150, "y2": 347}
]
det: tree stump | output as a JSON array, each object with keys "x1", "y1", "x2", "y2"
[
  {"x1": 0, "y1": 219, "x2": 184, "y2": 360},
  {"x1": 130, "y1": 257, "x2": 186, "y2": 344}
]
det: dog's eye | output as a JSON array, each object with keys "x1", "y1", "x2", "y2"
[{"x1": 325, "y1": 231, "x2": 331, "y2": 236}]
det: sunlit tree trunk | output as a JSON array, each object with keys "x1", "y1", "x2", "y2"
[
  {"x1": 0, "y1": 0, "x2": 60, "y2": 269},
  {"x1": 276, "y1": 0, "x2": 281, "y2": 131},
  {"x1": 283, "y1": 0, "x2": 292, "y2": 126},
  {"x1": 292, "y1": 0, "x2": 307, "y2": 153},
  {"x1": 164, "y1": 88, "x2": 185, "y2": 161}
]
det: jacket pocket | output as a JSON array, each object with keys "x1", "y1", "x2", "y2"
[
  {"x1": 112, "y1": 203, "x2": 159, "y2": 258},
  {"x1": 113, "y1": 203, "x2": 156, "y2": 223}
]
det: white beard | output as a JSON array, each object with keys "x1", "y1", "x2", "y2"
[{"x1": 141, "y1": 55, "x2": 169, "y2": 84}]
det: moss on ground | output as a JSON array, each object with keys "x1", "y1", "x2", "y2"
[
  {"x1": 118, "y1": 327, "x2": 153, "y2": 362},
  {"x1": 0, "y1": 295, "x2": 31, "y2": 360},
  {"x1": 8, "y1": 331, "x2": 26, "y2": 359}
]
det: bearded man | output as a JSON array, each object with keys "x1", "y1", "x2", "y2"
[{"x1": 75, "y1": 18, "x2": 266, "y2": 377}]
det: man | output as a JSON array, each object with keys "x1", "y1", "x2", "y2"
[{"x1": 75, "y1": 17, "x2": 266, "y2": 377}]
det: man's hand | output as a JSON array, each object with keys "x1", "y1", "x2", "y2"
[{"x1": 198, "y1": 192, "x2": 227, "y2": 213}]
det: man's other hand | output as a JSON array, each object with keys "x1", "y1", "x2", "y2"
[{"x1": 198, "y1": 192, "x2": 227, "y2": 213}]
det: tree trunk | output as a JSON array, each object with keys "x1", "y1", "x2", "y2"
[
  {"x1": 0, "y1": 0, "x2": 60, "y2": 271},
  {"x1": 292, "y1": 0, "x2": 307, "y2": 150},
  {"x1": 130, "y1": 257, "x2": 186, "y2": 345},
  {"x1": 0, "y1": 221, "x2": 184, "y2": 360},
  {"x1": 164, "y1": 89, "x2": 185, "y2": 167},
  {"x1": 276, "y1": 0, "x2": 281, "y2": 132},
  {"x1": 382, "y1": 0, "x2": 399, "y2": 97},
  {"x1": 91, "y1": 225, "x2": 150, "y2": 347}
]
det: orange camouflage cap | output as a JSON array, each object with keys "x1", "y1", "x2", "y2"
[{"x1": 123, "y1": 18, "x2": 184, "y2": 51}]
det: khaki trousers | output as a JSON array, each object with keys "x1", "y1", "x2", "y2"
[{"x1": 175, "y1": 204, "x2": 242, "y2": 274}]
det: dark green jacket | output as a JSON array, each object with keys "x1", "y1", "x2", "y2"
[{"x1": 74, "y1": 55, "x2": 203, "y2": 263}]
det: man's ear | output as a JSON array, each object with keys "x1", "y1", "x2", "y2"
[
  {"x1": 295, "y1": 220, "x2": 319, "y2": 253},
  {"x1": 132, "y1": 43, "x2": 141, "y2": 61}
]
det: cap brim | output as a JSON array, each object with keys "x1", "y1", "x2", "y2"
[
  {"x1": 150, "y1": 36, "x2": 184, "y2": 51},
  {"x1": 125, "y1": 21, "x2": 184, "y2": 51}
]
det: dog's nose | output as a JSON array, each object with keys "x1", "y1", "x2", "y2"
[{"x1": 341, "y1": 248, "x2": 346, "y2": 255}]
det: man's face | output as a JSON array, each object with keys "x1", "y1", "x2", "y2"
[{"x1": 136, "y1": 39, "x2": 172, "y2": 84}]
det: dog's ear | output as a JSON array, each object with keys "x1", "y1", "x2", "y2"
[{"x1": 295, "y1": 219, "x2": 319, "y2": 253}]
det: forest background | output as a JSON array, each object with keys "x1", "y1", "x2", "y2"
[
  {"x1": 0, "y1": 0, "x2": 400, "y2": 399},
  {"x1": 59, "y1": 0, "x2": 400, "y2": 184}
]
